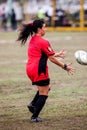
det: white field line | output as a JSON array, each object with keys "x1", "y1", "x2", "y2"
[
  {"x1": 0, "y1": 60, "x2": 27, "y2": 65},
  {"x1": 0, "y1": 39, "x2": 16, "y2": 44},
  {"x1": 0, "y1": 35, "x2": 87, "y2": 44},
  {"x1": 1, "y1": 35, "x2": 87, "y2": 44},
  {"x1": 0, "y1": 36, "x2": 72, "y2": 44},
  {"x1": 46, "y1": 36, "x2": 72, "y2": 41}
]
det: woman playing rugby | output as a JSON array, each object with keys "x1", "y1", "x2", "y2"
[{"x1": 17, "y1": 19, "x2": 75, "y2": 122}]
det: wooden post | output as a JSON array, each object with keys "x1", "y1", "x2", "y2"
[
  {"x1": 80, "y1": 0, "x2": 84, "y2": 29},
  {"x1": 51, "y1": 0, "x2": 56, "y2": 26},
  {"x1": 24, "y1": 0, "x2": 29, "y2": 23}
]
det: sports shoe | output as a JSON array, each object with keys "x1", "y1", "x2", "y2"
[
  {"x1": 27, "y1": 102, "x2": 35, "y2": 113},
  {"x1": 30, "y1": 117, "x2": 43, "y2": 122}
]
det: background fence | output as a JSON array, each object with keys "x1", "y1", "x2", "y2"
[{"x1": 0, "y1": 0, "x2": 87, "y2": 31}]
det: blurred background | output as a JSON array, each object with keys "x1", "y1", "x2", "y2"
[
  {"x1": 0, "y1": 0, "x2": 87, "y2": 31},
  {"x1": 0, "y1": 1, "x2": 87, "y2": 129}
]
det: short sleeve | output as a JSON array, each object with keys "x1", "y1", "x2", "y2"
[{"x1": 41, "y1": 40, "x2": 55, "y2": 57}]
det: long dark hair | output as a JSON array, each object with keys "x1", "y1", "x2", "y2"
[{"x1": 17, "y1": 19, "x2": 45, "y2": 45}]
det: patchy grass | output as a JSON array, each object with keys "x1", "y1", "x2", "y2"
[{"x1": 0, "y1": 32, "x2": 87, "y2": 130}]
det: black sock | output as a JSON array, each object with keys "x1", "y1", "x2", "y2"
[
  {"x1": 32, "y1": 95, "x2": 48, "y2": 118},
  {"x1": 31, "y1": 91, "x2": 39, "y2": 106}
]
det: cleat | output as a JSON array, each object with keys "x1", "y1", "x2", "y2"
[
  {"x1": 30, "y1": 117, "x2": 43, "y2": 122},
  {"x1": 27, "y1": 102, "x2": 35, "y2": 113}
]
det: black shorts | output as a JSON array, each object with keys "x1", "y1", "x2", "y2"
[{"x1": 32, "y1": 78, "x2": 50, "y2": 86}]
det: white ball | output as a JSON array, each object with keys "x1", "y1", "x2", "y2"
[{"x1": 75, "y1": 50, "x2": 87, "y2": 65}]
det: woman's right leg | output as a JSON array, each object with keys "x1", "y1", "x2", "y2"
[{"x1": 31, "y1": 85, "x2": 50, "y2": 122}]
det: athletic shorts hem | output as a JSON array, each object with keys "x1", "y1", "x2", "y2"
[{"x1": 32, "y1": 78, "x2": 50, "y2": 86}]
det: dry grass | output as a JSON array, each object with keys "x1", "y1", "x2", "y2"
[{"x1": 0, "y1": 31, "x2": 87, "y2": 130}]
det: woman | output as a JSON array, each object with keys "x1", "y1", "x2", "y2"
[{"x1": 17, "y1": 19, "x2": 75, "y2": 122}]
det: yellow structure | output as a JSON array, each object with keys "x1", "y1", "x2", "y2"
[
  {"x1": 80, "y1": 0, "x2": 84, "y2": 28},
  {"x1": 49, "y1": 0, "x2": 87, "y2": 31},
  {"x1": 24, "y1": 0, "x2": 29, "y2": 23},
  {"x1": 24, "y1": 0, "x2": 87, "y2": 31}
]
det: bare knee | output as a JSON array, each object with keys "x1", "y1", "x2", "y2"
[{"x1": 38, "y1": 86, "x2": 50, "y2": 96}]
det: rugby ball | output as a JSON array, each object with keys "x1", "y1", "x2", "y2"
[{"x1": 75, "y1": 50, "x2": 87, "y2": 65}]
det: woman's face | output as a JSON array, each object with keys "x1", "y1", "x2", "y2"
[{"x1": 40, "y1": 23, "x2": 46, "y2": 36}]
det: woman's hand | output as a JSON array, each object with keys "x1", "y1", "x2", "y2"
[
  {"x1": 54, "y1": 49, "x2": 67, "y2": 59},
  {"x1": 65, "y1": 63, "x2": 76, "y2": 75},
  {"x1": 49, "y1": 55, "x2": 76, "y2": 75}
]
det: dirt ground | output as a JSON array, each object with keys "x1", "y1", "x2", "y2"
[{"x1": 0, "y1": 32, "x2": 87, "y2": 130}]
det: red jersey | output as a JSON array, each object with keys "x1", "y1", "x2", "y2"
[{"x1": 26, "y1": 35, "x2": 55, "y2": 83}]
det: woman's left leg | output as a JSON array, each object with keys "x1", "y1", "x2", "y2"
[
  {"x1": 28, "y1": 85, "x2": 51, "y2": 113},
  {"x1": 27, "y1": 91, "x2": 39, "y2": 113}
]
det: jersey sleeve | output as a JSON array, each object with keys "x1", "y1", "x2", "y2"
[{"x1": 41, "y1": 40, "x2": 55, "y2": 57}]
